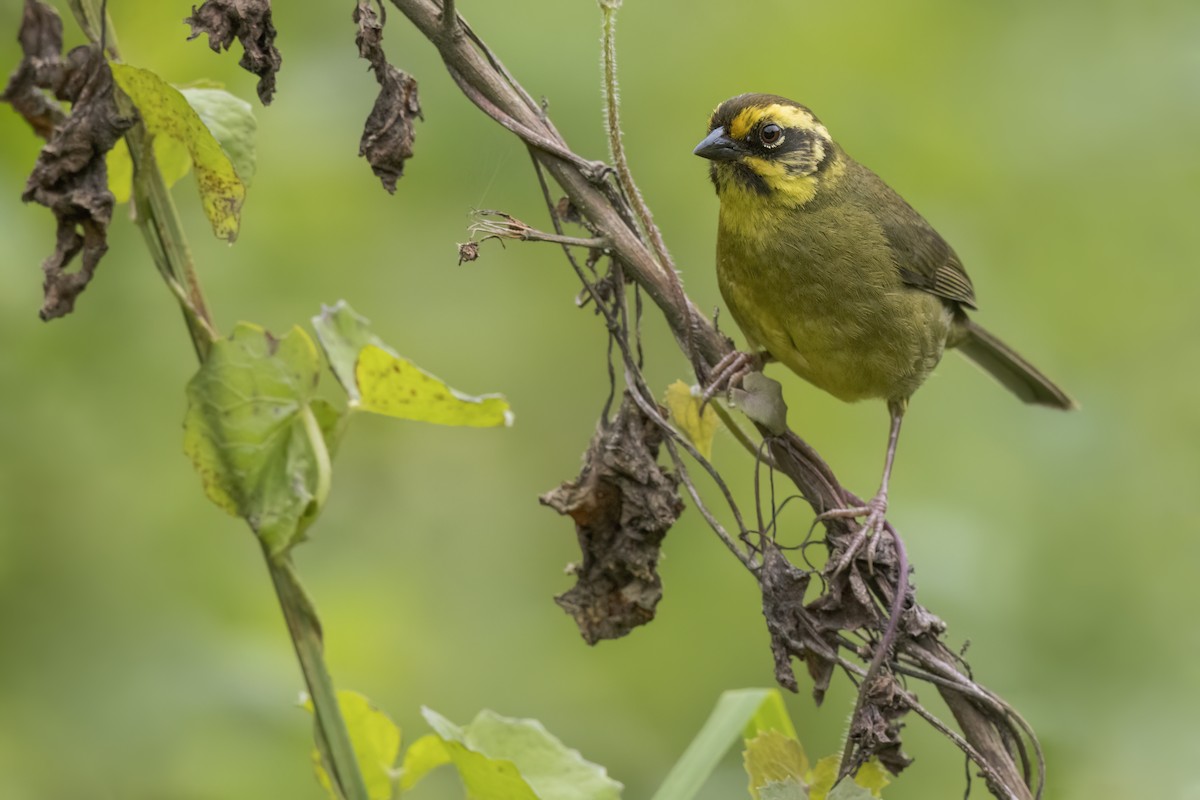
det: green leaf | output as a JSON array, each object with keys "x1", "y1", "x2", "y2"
[
  {"x1": 664, "y1": 380, "x2": 718, "y2": 459},
  {"x1": 180, "y1": 86, "x2": 257, "y2": 186},
  {"x1": 304, "y1": 690, "x2": 401, "y2": 800},
  {"x1": 403, "y1": 707, "x2": 622, "y2": 800},
  {"x1": 826, "y1": 780, "x2": 877, "y2": 800},
  {"x1": 744, "y1": 731, "x2": 810, "y2": 800},
  {"x1": 183, "y1": 323, "x2": 338, "y2": 555},
  {"x1": 651, "y1": 689, "x2": 791, "y2": 800},
  {"x1": 312, "y1": 301, "x2": 513, "y2": 428},
  {"x1": 759, "y1": 779, "x2": 809, "y2": 800},
  {"x1": 110, "y1": 62, "x2": 246, "y2": 241}
]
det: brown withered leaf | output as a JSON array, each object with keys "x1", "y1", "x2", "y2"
[
  {"x1": 185, "y1": 0, "x2": 282, "y2": 105},
  {"x1": 844, "y1": 670, "x2": 913, "y2": 776},
  {"x1": 353, "y1": 0, "x2": 421, "y2": 193},
  {"x1": 3, "y1": 0, "x2": 135, "y2": 320},
  {"x1": 1, "y1": 0, "x2": 67, "y2": 139},
  {"x1": 540, "y1": 392, "x2": 684, "y2": 644},
  {"x1": 23, "y1": 46, "x2": 134, "y2": 320}
]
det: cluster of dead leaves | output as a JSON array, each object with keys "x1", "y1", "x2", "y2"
[{"x1": 2, "y1": 0, "x2": 133, "y2": 320}]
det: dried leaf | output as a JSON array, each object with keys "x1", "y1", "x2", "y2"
[
  {"x1": 185, "y1": 0, "x2": 282, "y2": 105},
  {"x1": 540, "y1": 392, "x2": 684, "y2": 643},
  {"x1": 1, "y1": 0, "x2": 67, "y2": 139},
  {"x1": 353, "y1": 0, "x2": 421, "y2": 192},
  {"x1": 3, "y1": 1, "x2": 135, "y2": 320}
]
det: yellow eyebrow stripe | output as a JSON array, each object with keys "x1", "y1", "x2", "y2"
[{"x1": 729, "y1": 104, "x2": 823, "y2": 140}]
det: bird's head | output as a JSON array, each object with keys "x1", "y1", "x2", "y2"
[{"x1": 694, "y1": 94, "x2": 842, "y2": 210}]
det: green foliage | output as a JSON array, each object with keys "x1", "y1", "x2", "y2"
[
  {"x1": 183, "y1": 323, "x2": 336, "y2": 555},
  {"x1": 401, "y1": 707, "x2": 623, "y2": 800},
  {"x1": 649, "y1": 690, "x2": 886, "y2": 800}
]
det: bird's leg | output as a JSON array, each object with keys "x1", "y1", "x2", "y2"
[
  {"x1": 700, "y1": 350, "x2": 769, "y2": 408},
  {"x1": 821, "y1": 399, "x2": 906, "y2": 574}
]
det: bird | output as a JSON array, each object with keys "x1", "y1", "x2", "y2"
[{"x1": 693, "y1": 93, "x2": 1075, "y2": 557}]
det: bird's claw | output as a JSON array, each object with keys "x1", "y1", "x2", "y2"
[
  {"x1": 820, "y1": 494, "x2": 889, "y2": 575},
  {"x1": 700, "y1": 350, "x2": 763, "y2": 409}
]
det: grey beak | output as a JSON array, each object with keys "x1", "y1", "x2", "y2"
[{"x1": 693, "y1": 126, "x2": 742, "y2": 161}]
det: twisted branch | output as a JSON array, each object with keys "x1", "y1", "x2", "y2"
[{"x1": 389, "y1": 2, "x2": 1041, "y2": 797}]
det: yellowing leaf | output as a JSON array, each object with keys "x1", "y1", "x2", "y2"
[
  {"x1": 355, "y1": 345, "x2": 512, "y2": 427},
  {"x1": 399, "y1": 734, "x2": 453, "y2": 793},
  {"x1": 745, "y1": 731, "x2": 810, "y2": 799},
  {"x1": 664, "y1": 380, "x2": 717, "y2": 459},
  {"x1": 304, "y1": 690, "x2": 401, "y2": 800},
  {"x1": 110, "y1": 62, "x2": 246, "y2": 241},
  {"x1": 847, "y1": 760, "x2": 889, "y2": 796},
  {"x1": 106, "y1": 83, "x2": 256, "y2": 204},
  {"x1": 106, "y1": 134, "x2": 191, "y2": 203},
  {"x1": 651, "y1": 689, "x2": 794, "y2": 800},
  {"x1": 311, "y1": 301, "x2": 513, "y2": 427},
  {"x1": 807, "y1": 755, "x2": 888, "y2": 800},
  {"x1": 743, "y1": 688, "x2": 800, "y2": 742}
]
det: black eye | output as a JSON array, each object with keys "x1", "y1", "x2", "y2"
[{"x1": 759, "y1": 123, "x2": 783, "y2": 146}]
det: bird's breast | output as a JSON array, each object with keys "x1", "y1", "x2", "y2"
[{"x1": 715, "y1": 203, "x2": 953, "y2": 403}]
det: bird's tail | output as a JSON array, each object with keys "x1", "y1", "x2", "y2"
[{"x1": 956, "y1": 320, "x2": 1077, "y2": 410}]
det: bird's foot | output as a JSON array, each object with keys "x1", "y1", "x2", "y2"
[
  {"x1": 818, "y1": 493, "x2": 889, "y2": 575},
  {"x1": 700, "y1": 350, "x2": 766, "y2": 408}
]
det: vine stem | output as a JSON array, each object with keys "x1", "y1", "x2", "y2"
[
  {"x1": 388, "y1": 1, "x2": 1039, "y2": 797},
  {"x1": 266, "y1": 553, "x2": 369, "y2": 800},
  {"x1": 63, "y1": 2, "x2": 369, "y2": 797}
]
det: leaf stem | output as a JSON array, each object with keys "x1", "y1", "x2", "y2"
[{"x1": 266, "y1": 553, "x2": 370, "y2": 800}]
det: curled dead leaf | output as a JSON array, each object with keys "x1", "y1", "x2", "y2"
[
  {"x1": 1, "y1": 0, "x2": 68, "y2": 138},
  {"x1": 185, "y1": 0, "x2": 282, "y2": 105},
  {"x1": 540, "y1": 392, "x2": 684, "y2": 644},
  {"x1": 3, "y1": 0, "x2": 134, "y2": 320},
  {"x1": 353, "y1": 0, "x2": 421, "y2": 193}
]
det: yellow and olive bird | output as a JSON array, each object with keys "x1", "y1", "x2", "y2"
[{"x1": 694, "y1": 93, "x2": 1075, "y2": 541}]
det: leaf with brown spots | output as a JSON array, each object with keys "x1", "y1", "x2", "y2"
[
  {"x1": 109, "y1": 63, "x2": 246, "y2": 241},
  {"x1": 183, "y1": 323, "x2": 341, "y2": 555},
  {"x1": 185, "y1": 0, "x2": 282, "y2": 105},
  {"x1": 311, "y1": 300, "x2": 512, "y2": 427},
  {"x1": 353, "y1": 0, "x2": 421, "y2": 192},
  {"x1": 540, "y1": 392, "x2": 684, "y2": 643}
]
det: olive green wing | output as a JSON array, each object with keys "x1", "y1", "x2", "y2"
[{"x1": 864, "y1": 168, "x2": 978, "y2": 310}]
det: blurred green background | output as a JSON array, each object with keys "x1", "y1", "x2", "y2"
[{"x1": 2, "y1": 0, "x2": 1198, "y2": 798}]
